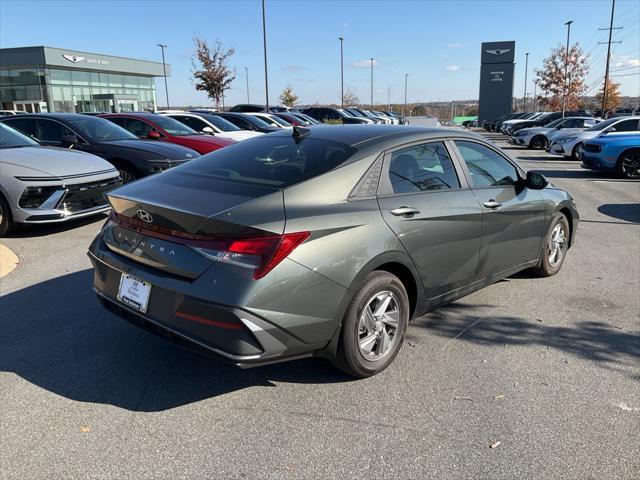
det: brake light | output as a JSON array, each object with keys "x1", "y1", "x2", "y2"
[{"x1": 229, "y1": 232, "x2": 310, "y2": 279}]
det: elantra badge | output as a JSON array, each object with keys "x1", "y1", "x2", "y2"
[
  {"x1": 486, "y1": 49, "x2": 511, "y2": 56},
  {"x1": 136, "y1": 210, "x2": 153, "y2": 223},
  {"x1": 62, "y1": 54, "x2": 85, "y2": 63}
]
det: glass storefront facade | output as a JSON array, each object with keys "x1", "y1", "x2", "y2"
[{"x1": 0, "y1": 66, "x2": 157, "y2": 113}]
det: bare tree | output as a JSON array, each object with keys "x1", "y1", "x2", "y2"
[
  {"x1": 535, "y1": 44, "x2": 589, "y2": 111},
  {"x1": 343, "y1": 89, "x2": 359, "y2": 106},
  {"x1": 191, "y1": 36, "x2": 236, "y2": 109},
  {"x1": 279, "y1": 85, "x2": 298, "y2": 107}
]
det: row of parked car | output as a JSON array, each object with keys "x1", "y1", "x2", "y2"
[
  {"x1": 0, "y1": 105, "x2": 410, "y2": 235},
  {"x1": 482, "y1": 110, "x2": 640, "y2": 179}
]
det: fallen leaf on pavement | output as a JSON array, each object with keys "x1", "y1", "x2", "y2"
[
  {"x1": 490, "y1": 441, "x2": 501, "y2": 449},
  {"x1": 80, "y1": 426, "x2": 91, "y2": 433},
  {"x1": 494, "y1": 394, "x2": 505, "y2": 399}
]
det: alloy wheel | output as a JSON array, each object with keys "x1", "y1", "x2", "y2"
[
  {"x1": 358, "y1": 291, "x2": 400, "y2": 360},
  {"x1": 621, "y1": 151, "x2": 640, "y2": 179},
  {"x1": 547, "y1": 223, "x2": 567, "y2": 268}
]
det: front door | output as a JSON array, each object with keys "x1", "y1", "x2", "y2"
[
  {"x1": 377, "y1": 140, "x2": 483, "y2": 300},
  {"x1": 452, "y1": 140, "x2": 547, "y2": 279}
]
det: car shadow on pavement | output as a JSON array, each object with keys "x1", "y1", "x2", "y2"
[
  {"x1": 0, "y1": 270, "x2": 351, "y2": 412},
  {"x1": 598, "y1": 203, "x2": 640, "y2": 223},
  {"x1": 414, "y1": 302, "x2": 640, "y2": 378},
  {"x1": 5, "y1": 213, "x2": 108, "y2": 239}
]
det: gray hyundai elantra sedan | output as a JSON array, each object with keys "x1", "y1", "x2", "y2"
[{"x1": 89, "y1": 125, "x2": 578, "y2": 377}]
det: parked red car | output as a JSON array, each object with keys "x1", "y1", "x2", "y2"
[
  {"x1": 99, "y1": 113, "x2": 235, "y2": 154},
  {"x1": 272, "y1": 112, "x2": 312, "y2": 126}
]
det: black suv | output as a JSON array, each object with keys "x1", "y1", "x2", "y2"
[
  {"x1": 1, "y1": 114, "x2": 199, "y2": 183},
  {"x1": 302, "y1": 108, "x2": 370, "y2": 124}
]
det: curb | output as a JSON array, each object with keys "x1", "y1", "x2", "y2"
[{"x1": 0, "y1": 243, "x2": 19, "y2": 278}]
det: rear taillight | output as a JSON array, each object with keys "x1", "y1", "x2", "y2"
[
  {"x1": 111, "y1": 212, "x2": 309, "y2": 279},
  {"x1": 228, "y1": 232, "x2": 310, "y2": 279}
]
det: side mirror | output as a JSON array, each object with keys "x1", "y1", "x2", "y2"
[
  {"x1": 602, "y1": 126, "x2": 616, "y2": 134},
  {"x1": 526, "y1": 171, "x2": 549, "y2": 190},
  {"x1": 201, "y1": 126, "x2": 215, "y2": 134},
  {"x1": 147, "y1": 130, "x2": 161, "y2": 140},
  {"x1": 62, "y1": 133, "x2": 78, "y2": 147}
]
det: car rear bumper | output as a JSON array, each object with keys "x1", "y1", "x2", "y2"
[{"x1": 88, "y1": 237, "x2": 344, "y2": 366}]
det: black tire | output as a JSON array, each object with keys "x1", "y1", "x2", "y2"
[
  {"x1": 332, "y1": 271, "x2": 410, "y2": 378},
  {"x1": 571, "y1": 142, "x2": 584, "y2": 161},
  {"x1": 529, "y1": 135, "x2": 547, "y2": 150},
  {"x1": 531, "y1": 213, "x2": 570, "y2": 277},
  {"x1": 616, "y1": 149, "x2": 640, "y2": 179},
  {"x1": 0, "y1": 193, "x2": 14, "y2": 237}
]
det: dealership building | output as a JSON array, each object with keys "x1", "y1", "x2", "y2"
[{"x1": 0, "y1": 46, "x2": 170, "y2": 113}]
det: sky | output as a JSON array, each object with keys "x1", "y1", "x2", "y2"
[{"x1": 0, "y1": 0, "x2": 638, "y2": 107}]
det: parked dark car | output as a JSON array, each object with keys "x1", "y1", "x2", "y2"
[
  {"x1": 485, "y1": 113, "x2": 524, "y2": 132},
  {"x1": 0, "y1": 113, "x2": 199, "y2": 183},
  {"x1": 344, "y1": 108, "x2": 378, "y2": 123},
  {"x1": 100, "y1": 113, "x2": 235, "y2": 155},
  {"x1": 88, "y1": 125, "x2": 578, "y2": 377},
  {"x1": 211, "y1": 112, "x2": 281, "y2": 133},
  {"x1": 229, "y1": 104, "x2": 289, "y2": 113},
  {"x1": 302, "y1": 107, "x2": 370, "y2": 124}
]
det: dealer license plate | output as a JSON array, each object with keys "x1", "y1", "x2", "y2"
[{"x1": 117, "y1": 274, "x2": 151, "y2": 313}]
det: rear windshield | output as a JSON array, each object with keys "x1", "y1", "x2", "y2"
[{"x1": 173, "y1": 135, "x2": 357, "y2": 188}]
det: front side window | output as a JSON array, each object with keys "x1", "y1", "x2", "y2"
[
  {"x1": 123, "y1": 118, "x2": 156, "y2": 137},
  {"x1": 35, "y1": 119, "x2": 75, "y2": 142},
  {"x1": 454, "y1": 141, "x2": 519, "y2": 188},
  {"x1": 2, "y1": 118, "x2": 37, "y2": 138},
  {"x1": 612, "y1": 119, "x2": 639, "y2": 132},
  {"x1": 148, "y1": 115, "x2": 197, "y2": 136},
  {"x1": 388, "y1": 142, "x2": 460, "y2": 194}
]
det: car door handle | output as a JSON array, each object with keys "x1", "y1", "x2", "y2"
[
  {"x1": 390, "y1": 206, "x2": 420, "y2": 217},
  {"x1": 483, "y1": 200, "x2": 502, "y2": 209}
]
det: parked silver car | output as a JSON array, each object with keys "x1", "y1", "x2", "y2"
[
  {"x1": 0, "y1": 122, "x2": 121, "y2": 235},
  {"x1": 548, "y1": 117, "x2": 640, "y2": 159},
  {"x1": 511, "y1": 117, "x2": 601, "y2": 149}
]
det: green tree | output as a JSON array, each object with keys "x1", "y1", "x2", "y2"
[{"x1": 279, "y1": 85, "x2": 299, "y2": 107}]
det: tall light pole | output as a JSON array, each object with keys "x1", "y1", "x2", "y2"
[
  {"x1": 339, "y1": 37, "x2": 344, "y2": 108},
  {"x1": 370, "y1": 57, "x2": 374, "y2": 110},
  {"x1": 562, "y1": 20, "x2": 573, "y2": 117},
  {"x1": 403, "y1": 73, "x2": 408, "y2": 116},
  {"x1": 261, "y1": 0, "x2": 269, "y2": 111},
  {"x1": 157, "y1": 44, "x2": 169, "y2": 109},
  {"x1": 244, "y1": 67, "x2": 250, "y2": 103},
  {"x1": 523, "y1": 52, "x2": 529, "y2": 112}
]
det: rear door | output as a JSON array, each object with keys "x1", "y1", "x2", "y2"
[
  {"x1": 377, "y1": 140, "x2": 483, "y2": 300},
  {"x1": 451, "y1": 140, "x2": 547, "y2": 279}
]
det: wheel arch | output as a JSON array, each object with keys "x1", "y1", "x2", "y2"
[{"x1": 556, "y1": 204, "x2": 575, "y2": 247}]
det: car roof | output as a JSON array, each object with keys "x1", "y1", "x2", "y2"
[{"x1": 271, "y1": 124, "x2": 481, "y2": 147}]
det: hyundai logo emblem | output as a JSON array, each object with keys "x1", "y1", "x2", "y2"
[{"x1": 136, "y1": 210, "x2": 153, "y2": 223}]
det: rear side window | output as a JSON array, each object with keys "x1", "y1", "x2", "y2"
[
  {"x1": 454, "y1": 141, "x2": 519, "y2": 188},
  {"x1": 388, "y1": 142, "x2": 460, "y2": 193},
  {"x1": 3, "y1": 118, "x2": 37, "y2": 137},
  {"x1": 174, "y1": 136, "x2": 357, "y2": 188}
]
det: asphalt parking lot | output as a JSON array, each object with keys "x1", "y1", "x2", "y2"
[{"x1": 1, "y1": 130, "x2": 639, "y2": 480}]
